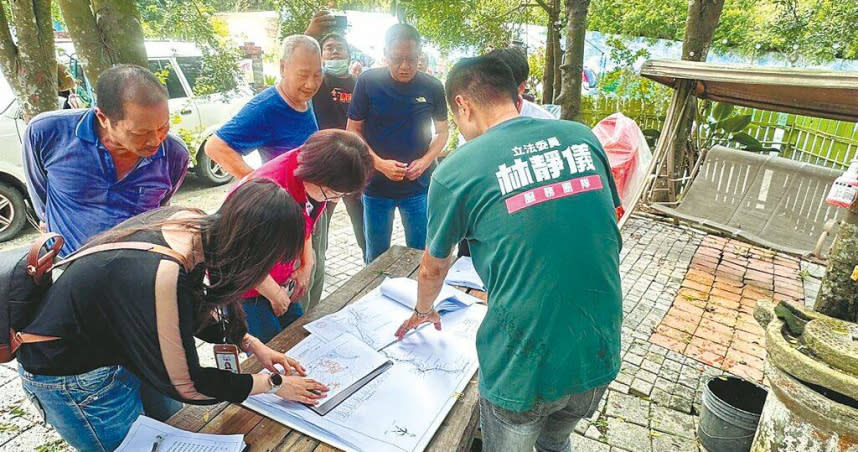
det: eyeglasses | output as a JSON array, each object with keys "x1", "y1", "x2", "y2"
[
  {"x1": 316, "y1": 184, "x2": 346, "y2": 202},
  {"x1": 387, "y1": 55, "x2": 419, "y2": 67}
]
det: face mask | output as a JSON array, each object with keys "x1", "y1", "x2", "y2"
[{"x1": 324, "y1": 59, "x2": 350, "y2": 76}]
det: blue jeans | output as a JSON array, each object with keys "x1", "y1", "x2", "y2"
[
  {"x1": 19, "y1": 365, "x2": 144, "y2": 452},
  {"x1": 243, "y1": 296, "x2": 305, "y2": 344},
  {"x1": 363, "y1": 193, "x2": 427, "y2": 264},
  {"x1": 140, "y1": 381, "x2": 183, "y2": 421},
  {"x1": 479, "y1": 384, "x2": 608, "y2": 452}
]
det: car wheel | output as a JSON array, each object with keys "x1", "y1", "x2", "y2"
[
  {"x1": 0, "y1": 182, "x2": 27, "y2": 242},
  {"x1": 196, "y1": 146, "x2": 233, "y2": 186}
]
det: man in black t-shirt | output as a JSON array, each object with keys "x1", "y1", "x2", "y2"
[
  {"x1": 314, "y1": 33, "x2": 354, "y2": 130},
  {"x1": 312, "y1": 33, "x2": 366, "y2": 260}
]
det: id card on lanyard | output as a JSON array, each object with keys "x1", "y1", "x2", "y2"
[
  {"x1": 214, "y1": 344, "x2": 241, "y2": 373},
  {"x1": 213, "y1": 307, "x2": 241, "y2": 373}
]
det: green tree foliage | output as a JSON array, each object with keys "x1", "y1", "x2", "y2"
[
  {"x1": 399, "y1": 0, "x2": 525, "y2": 52},
  {"x1": 588, "y1": 0, "x2": 687, "y2": 42},
  {"x1": 588, "y1": 0, "x2": 856, "y2": 62},
  {"x1": 758, "y1": 0, "x2": 858, "y2": 61},
  {"x1": 276, "y1": 0, "x2": 392, "y2": 39},
  {"x1": 275, "y1": 0, "x2": 523, "y2": 53},
  {"x1": 597, "y1": 37, "x2": 666, "y2": 101},
  {"x1": 139, "y1": 0, "x2": 242, "y2": 95}
]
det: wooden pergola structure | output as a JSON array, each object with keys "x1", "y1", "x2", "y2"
[{"x1": 619, "y1": 59, "x2": 858, "y2": 229}]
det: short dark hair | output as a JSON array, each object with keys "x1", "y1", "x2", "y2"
[
  {"x1": 295, "y1": 129, "x2": 374, "y2": 194},
  {"x1": 486, "y1": 47, "x2": 529, "y2": 86},
  {"x1": 320, "y1": 33, "x2": 350, "y2": 54},
  {"x1": 445, "y1": 56, "x2": 519, "y2": 109},
  {"x1": 96, "y1": 65, "x2": 168, "y2": 121},
  {"x1": 385, "y1": 23, "x2": 421, "y2": 50}
]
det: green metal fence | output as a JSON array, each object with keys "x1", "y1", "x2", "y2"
[{"x1": 580, "y1": 96, "x2": 858, "y2": 170}]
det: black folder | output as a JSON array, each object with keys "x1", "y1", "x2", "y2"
[{"x1": 308, "y1": 360, "x2": 394, "y2": 416}]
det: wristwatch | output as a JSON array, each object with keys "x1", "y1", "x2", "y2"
[{"x1": 266, "y1": 373, "x2": 283, "y2": 394}]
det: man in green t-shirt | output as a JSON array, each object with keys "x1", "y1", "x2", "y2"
[{"x1": 396, "y1": 56, "x2": 623, "y2": 452}]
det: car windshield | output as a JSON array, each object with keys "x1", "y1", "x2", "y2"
[{"x1": 176, "y1": 56, "x2": 202, "y2": 95}]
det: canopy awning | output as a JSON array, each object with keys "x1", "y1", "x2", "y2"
[{"x1": 640, "y1": 59, "x2": 858, "y2": 122}]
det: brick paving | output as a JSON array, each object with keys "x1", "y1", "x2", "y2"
[
  {"x1": 648, "y1": 235, "x2": 806, "y2": 383},
  {"x1": 0, "y1": 177, "x2": 830, "y2": 451}
]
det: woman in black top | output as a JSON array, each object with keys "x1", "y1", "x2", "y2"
[{"x1": 17, "y1": 179, "x2": 329, "y2": 451}]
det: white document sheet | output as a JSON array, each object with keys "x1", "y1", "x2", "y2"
[
  {"x1": 244, "y1": 301, "x2": 487, "y2": 452},
  {"x1": 444, "y1": 257, "x2": 486, "y2": 291},
  {"x1": 379, "y1": 277, "x2": 478, "y2": 312},
  {"x1": 304, "y1": 287, "x2": 410, "y2": 350},
  {"x1": 304, "y1": 280, "x2": 479, "y2": 351},
  {"x1": 288, "y1": 333, "x2": 390, "y2": 403},
  {"x1": 116, "y1": 416, "x2": 245, "y2": 452}
]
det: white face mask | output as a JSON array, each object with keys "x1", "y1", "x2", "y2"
[{"x1": 323, "y1": 59, "x2": 350, "y2": 76}]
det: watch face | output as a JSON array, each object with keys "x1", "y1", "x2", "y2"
[{"x1": 270, "y1": 373, "x2": 283, "y2": 386}]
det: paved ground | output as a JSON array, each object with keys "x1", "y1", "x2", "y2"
[{"x1": 0, "y1": 177, "x2": 828, "y2": 451}]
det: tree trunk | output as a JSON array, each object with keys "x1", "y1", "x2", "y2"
[
  {"x1": 682, "y1": 0, "x2": 726, "y2": 61},
  {"x1": 814, "y1": 209, "x2": 858, "y2": 322},
  {"x1": 556, "y1": 0, "x2": 590, "y2": 121},
  {"x1": 657, "y1": 0, "x2": 726, "y2": 202},
  {"x1": 542, "y1": 11, "x2": 557, "y2": 104},
  {"x1": 552, "y1": 29, "x2": 562, "y2": 102},
  {"x1": 57, "y1": 0, "x2": 147, "y2": 86},
  {"x1": 0, "y1": 0, "x2": 58, "y2": 123},
  {"x1": 92, "y1": 0, "x2": 147, "y2": 67}
]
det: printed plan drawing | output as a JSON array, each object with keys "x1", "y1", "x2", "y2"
[
  {"x1": 303, "y1": 286, "x2": 410, "y2": 350},
  {"x1": 287, "y1": 333, "x2": 390, "y2": 403},
  {"x1": 303, "y1": 278, "x2": 477, "y2": 350},
  {"x1": 243, "y1": 282, "x2": 487, "y2": 452}
]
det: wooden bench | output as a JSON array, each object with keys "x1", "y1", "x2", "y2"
[{"x1": 167, "y1": 246, "x2": 486, "y2": 451}]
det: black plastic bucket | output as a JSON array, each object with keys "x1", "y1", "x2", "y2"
[{"x1": 698, "y1": 375, "x2": 768, "y2": 452}]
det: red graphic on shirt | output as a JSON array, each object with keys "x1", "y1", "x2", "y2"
[
  {"x1": 505, "y1": 175, "x2": 603, "y2": 214},
  {"x1": 331, "y1": 88, "x2": 352, "y2": 104}
]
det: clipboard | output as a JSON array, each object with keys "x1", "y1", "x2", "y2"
[{"x1": 308, "y1": 360, "x2": 394, "y2": 416}]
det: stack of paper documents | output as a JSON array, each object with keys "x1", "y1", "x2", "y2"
[
  {"x1": 287, "y1": 333, "x2": 392, "y2": 416},
  {"x1": 379, "y1": 277, "x2": 478, "y2": 313},
  {"x1": 243, "y1": 278, "x2": 488, "y2": 452},
  {"x1": 116, "y1": 416, "x2": 245, "y2": 452},
  {"x1": 444, "y1": 257, "x2": 486, "y2": 291}
]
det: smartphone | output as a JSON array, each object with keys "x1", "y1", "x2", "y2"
[{"x1": 333, "y1": 14, "x2": 348, "y2": 30}]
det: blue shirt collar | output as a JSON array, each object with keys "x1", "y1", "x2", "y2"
[{"x1": 75, "y1": 108, "x2": 166, "y2": 160}]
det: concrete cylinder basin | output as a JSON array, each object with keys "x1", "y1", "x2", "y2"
[{"x1": 752, "y1": 301, "x2": 858, "y2": 452}]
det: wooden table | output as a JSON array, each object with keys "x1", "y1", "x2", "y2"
[{"x1": 167, "y1": 246, "x2": 486, "y2": 452}]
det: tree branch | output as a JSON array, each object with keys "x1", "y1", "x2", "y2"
[{"x1": 532, "y1": 0, "x2": 551, "y2": 14}]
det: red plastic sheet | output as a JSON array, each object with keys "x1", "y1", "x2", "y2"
[{"x1": 592, "y1": 112, "x2": 653, "y2": 209}]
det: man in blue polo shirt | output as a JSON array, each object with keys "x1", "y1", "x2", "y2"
[
  {"x1": 347, "y1": 23, "x2": 449, "y2": 263},
  {"x1": 23, "y1": 64, "x2": 189, "y2": 258},
  {"x1": 22, "y1": 64, "x2": 190, "y2": 422}
]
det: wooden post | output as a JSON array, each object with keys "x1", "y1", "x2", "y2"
[
  {"x1": 653, "y1": 0, "x2": 726, "y2": 202},
  {"x1": 622, "y1": 80, "x2": 693, "y2": 228}
]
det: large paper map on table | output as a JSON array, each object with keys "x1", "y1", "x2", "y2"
[{"x1": 243, "y1": 282, "x2": 486, "y2": 452}]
